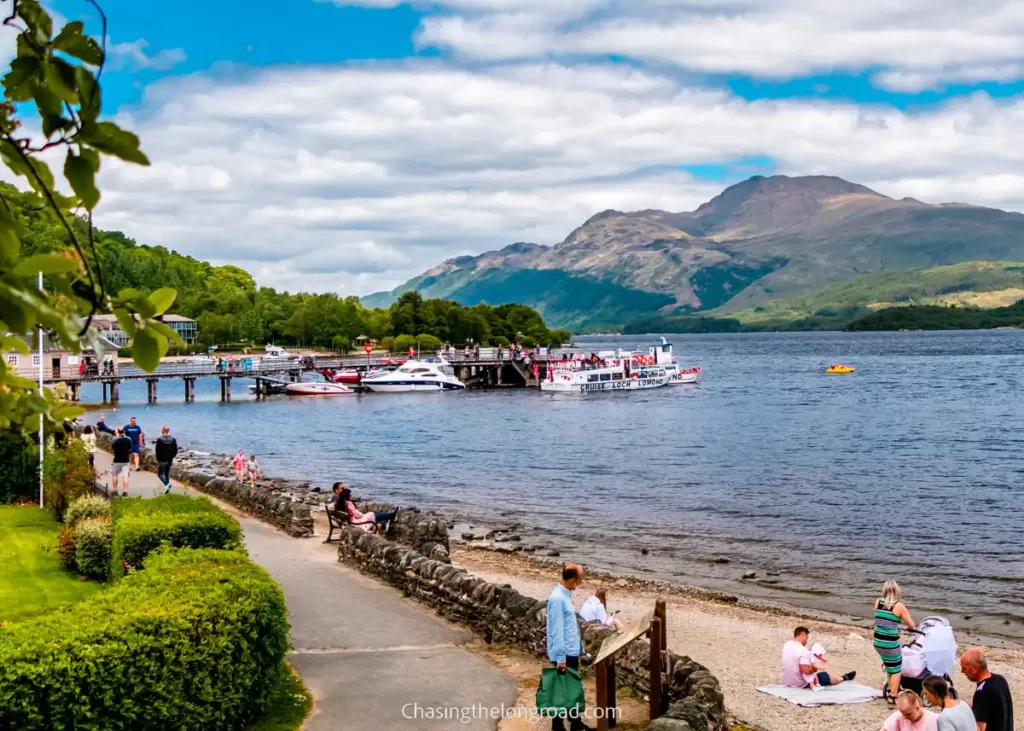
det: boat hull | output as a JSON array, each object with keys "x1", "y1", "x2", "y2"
[
  {"x1": 361, "y1": 381, "x2": 465, "y2": 393},
  {"x1": 541, "y1": 375, "x2": 669, "y2": 393},
  {"x1": 285, "y1": 383, "x2": 353, "y2": 395}
]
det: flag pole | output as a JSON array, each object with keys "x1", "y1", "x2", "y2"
[{"x1": 37, "y1": 270, "x2": 44, "y2": 509}]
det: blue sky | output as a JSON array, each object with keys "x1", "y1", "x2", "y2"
[{"x1": 32, "y1": 0, "x2": 1024, "y2": 294}]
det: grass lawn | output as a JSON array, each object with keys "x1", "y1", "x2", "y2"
[
  {"x1": 0, "y1": 505, "x2": 103, "y2": 623},
  {"x1": 247, "y1": 663, "x2": 312, "y2": 731}
]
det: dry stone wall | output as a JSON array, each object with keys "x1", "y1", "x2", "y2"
[{"x1": 336, "y1": 527, "x2": 726, "y2": 731}]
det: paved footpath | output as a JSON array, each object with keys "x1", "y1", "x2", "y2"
[{"x1": 96, "y1": 450, "x2": 519, "y2": 730}]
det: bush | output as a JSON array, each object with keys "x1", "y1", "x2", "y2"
[
  {"x1": 415, "y1": 334, "x2": 443, "y2": 352},
  {"x1": 43, "y1": 441, "x2": 95, "y2": 522},
  {"x1": 55, "y1": 524, "x2": 77, "y2": 570},
  {"x1": 392, "y1": 333, "x2": 416, "y2": 353},
  {"x1": 75, "y1": 518, "x2": 112, "y2": 581},
  {"x1": 111, "y1": 496, "x2": 242, "y2": 576},
  {"x1": 0, "y1": 430, "x2": 37, "y2": 505},
  {"x1": 379, "y1": 336, "x2": 394, "y2": 352},
  {"x1": 0, "y1": 547, "x2": 289, "y2": 731},
  {"x1": 64, "y1": 495, "x2": 110, "y2": 526}
]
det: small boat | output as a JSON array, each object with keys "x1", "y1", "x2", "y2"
[
  {"x1": 285, "y1": 382, "x2": 354, "y2": 396},
  {"x1": 247, "y1": 381, "x2": 289, "y2": 395},
  {"x1": 320, "y1": 368, "x2": 361, "y2": 384},
  {"x1": 360, "y1": 359, "x2": 465, "y2": 392},
  {"x1": 826, "y1": 364, "x2": 855, "y2": 374},
  {"x1": 665, "y1": 363, "x2": 702, "y2": 384}
]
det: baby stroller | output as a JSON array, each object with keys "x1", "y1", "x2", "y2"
[{"x1": 895, "y1": 616, "x2": 958, "y2": 696}]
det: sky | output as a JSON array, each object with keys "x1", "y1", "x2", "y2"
[{"x1": 19, "y1": 0, "x2": 1024, "y2": 295}]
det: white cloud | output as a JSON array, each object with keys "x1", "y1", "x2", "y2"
[
  {"x1": 311, "y1": 0, "x2": 1024, "y2": 92},
  {"x1": 83, "y1": 61, "x2": 1024, "y2": 296},
  {"x1": 107, "y1": 39, "x2": 187, "y2": 72}
]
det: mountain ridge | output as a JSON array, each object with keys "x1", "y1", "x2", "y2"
[{"x1": 363, "y1": 175, "x2": 1024, "y2": 329}]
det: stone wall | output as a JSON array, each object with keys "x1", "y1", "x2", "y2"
[
  {"x1": 337, "y1": 528, "x2": 726, "y2": 731},
  {"x1": 92, "y1": 433, "x2": 451, "y2": 557}
]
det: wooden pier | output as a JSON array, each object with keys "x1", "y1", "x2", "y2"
[{"x1": 47, "y1": 352, "x2": 566, "y2": 403}]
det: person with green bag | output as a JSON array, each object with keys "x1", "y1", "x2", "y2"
[{"x1": 539, "y1": 563, "x2": 592, "y2": 731}]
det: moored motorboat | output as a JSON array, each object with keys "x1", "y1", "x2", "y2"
[
  {"x1": 285, "y1": 381, "x2": 354, "y2": 395},
  {"x1": 360, "y1": 359, "x2": 465, "y2": 392},
  {"x1": 320, "y1": 368, "x2": 361, "y2": 384}
]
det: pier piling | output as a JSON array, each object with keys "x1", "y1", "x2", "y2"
[{"x1": 146, "y1": 378, "x2": 158, "y2": 404}]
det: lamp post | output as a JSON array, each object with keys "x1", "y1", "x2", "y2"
[{"x1": 37, "y1": 271, "x2": 44, "y2": 508}]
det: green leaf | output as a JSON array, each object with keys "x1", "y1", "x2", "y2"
[
  {"x1": 80, "y1": 121, "x2": 150, "y2": 166},
  {"x1": 51, "y1": 22, "x2": 103, "y2": 66},
  {"x1": 75, "y1": 66, "x2": 100, "y2": 121},
  {"x1": 8, "y1": 374, "x2": 39, "y2": 390},
  {"x1": 132, "y1": 328, "x2": 168, "y2": 372},
  {"x1": 31, "y1": 81, "x2": 62, "y2": 118},
  {"x1": 148, "y1": 319, "x2": 185, "y2": 347},
  {"x1": 52, "y1": 404, "x2": 85, "y2": 421},
  {"x1": 43, "y1": 57, "x2": 78, "y2": 104},
  {"x1": 0, "y1": 204, "x2": 21, "y2": 268},
  {"x1": 148, "y1": 287, "x2": 176, "y2": 316},
  {"x1": 19, "y1": 0, "x2": 54, "y2": 48},
  {"x1": 3, "y1": 56, "x2": 41, "y2": 102},
  {"x1": 41, "y1": 113, "x2": 73, "y2": 139},
  {"x1": 13, "y1": 253, "x2": 80, "y2": 276},
  {"x1": 64, "y1": 150, "x2": 100, "y2": 210},
  {"x1": 113, "y1": 307, "x2": 138, "y2": 337},
  {"x1": 0, "y1": 335, "x2": 29, "y2": 354},
  {"x1": 0, "y1": 140, "x2": 56, "y2": 193}
]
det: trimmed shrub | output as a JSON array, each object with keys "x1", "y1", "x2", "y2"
[
  {"x1": 75, "y1": 518, "x2": 112, "y2": 581},
  {"x1": 392, "y1": 333, "x2": 416, "y2": 353},
  {"x1": 415, "y1": 333, "x2": 443, "y2": 351},
  {"x1": 64, "y1": 495, "x2": 110, "y2": 526},
  {"x1": 0, "y1": 547, "x2": 289, "y2": 730},
  {"x1": 43, "y1": 440, "x2": 95, "y2": 522},
  {"x1": 111, "y1": 496, "x2": 242, "y2": 576},
  {"x1": 55, "y1": 524, "x2": 77, "y2": 570}
]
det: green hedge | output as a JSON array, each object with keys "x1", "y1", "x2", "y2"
[
  {"x1": 75, "y1": 518, "x2": 112, "y2": 581},
  {"x1": 0, "y1": 547, "x2": 289, "y2": 730},
  {"x1": 111, "y1": 496, "x2": 242, "y2": 577}
]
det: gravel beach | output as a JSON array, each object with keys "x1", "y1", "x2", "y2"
[{"x1": 452, "y1": 546, "x2": 1024, "y2": 731}]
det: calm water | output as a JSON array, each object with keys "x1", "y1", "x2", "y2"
[{"x1": 84, "y1": 331, "x2": 1024, "y2": 641}]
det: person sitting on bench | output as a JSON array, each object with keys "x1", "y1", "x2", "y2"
[{"x1": 335, "y1": 483, "x2": 398, "y2": 533}]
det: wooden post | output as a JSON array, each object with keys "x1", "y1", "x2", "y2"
[
  {"x1": 649, "y1": 616, "x2": 664, "y2": 722},
  {"x1": 147, "y1": 379, "x2": 157, "y2": 404},
  {"x1": 110, "y1": 380, "x2": 119, "y2": 403},
  {"x1": 596, "y1": 658, "x2": 618, "y2": 731},
  {"x1": 102, "y1": 382, "x2": 108, "y2": 403}
]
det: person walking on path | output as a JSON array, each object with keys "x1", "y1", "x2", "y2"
[
  {"x1": 922, "y1": 676, "x2": 977, "y2": 731},
  {"x1": 110, "y1": 429, "x2": 133, "y2": 497},
  {"x1": 154, "y1": 426, "x2": 179, "y2": 495},
  {"x1": 81, "y1": 425, "x2": 96, "y2": 469},
  {"x1": 122, "y1": 417, "x2": 144, "y2": 471},
  {"x1": 232, "y1": 450, "x2": 246, "y2": 482},
  {"x1": 961, "y1": 648, "x2": 1014, "y2": 731},
  {"x1": 874, "y1": 580, "x2": 916, "y2": 703},
  {"x1": 546, "y1": 563, "x2": 591, "y2": 731},
  {"x1": 246, "y1": 454, "x2": 261, "y2": 487}
]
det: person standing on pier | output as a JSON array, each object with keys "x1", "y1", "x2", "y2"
[
  {"x1": 122, "y1": 417, "x2": 144, "y2": 472},
  {"x1": 546, "y1": 563, "x2": 590, "y2": 731},
  {"x1": 154, "y1": 426, "x2": 179, "y2": 495}
]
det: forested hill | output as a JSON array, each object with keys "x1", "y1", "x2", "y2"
[{"x1": 7, "y1": 182, "x2": 566, "y2": 350}]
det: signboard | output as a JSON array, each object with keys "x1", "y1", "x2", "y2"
[
  {"x1": 364, "y1": 343, "x2": 373, "y2": 354},
  {"x1": 593, "y1": 609, "x2": 654, "y2": 665}
]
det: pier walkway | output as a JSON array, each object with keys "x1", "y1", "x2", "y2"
[{"x1": 94, "y1": 450, "x2": 519, "y2": 730}]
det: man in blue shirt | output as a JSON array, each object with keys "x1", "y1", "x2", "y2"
[
  {"x1": 546, "y1": 563, "x2": 590, "y2": 731},
  {"x1": 122, "y1": 417, "x2": 144, "y2": 471}
]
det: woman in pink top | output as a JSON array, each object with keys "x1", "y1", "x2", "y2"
[
  {"x1": 339, "y1": 488, "x2": 398, "y2": 533},
  {"x1": 232, "y1": 450, "x2": 245, "y2": 482},
  {"x1": 882, "y1": 691, "x2": 938, "y2": 731}
]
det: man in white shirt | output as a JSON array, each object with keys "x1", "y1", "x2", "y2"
[
  {"x1": 781, "y1": 626, "x2": 856, "y2": 689},
  {"x1": 579, "y1": 589, "x2": 624, "y2": 630}
]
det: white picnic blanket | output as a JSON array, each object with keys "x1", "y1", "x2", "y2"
[{"x1": 756, "y1": 682, "x2": 883, "y2": 707}]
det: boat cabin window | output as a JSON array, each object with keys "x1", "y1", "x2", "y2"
[
  {"x1": 599, "y1": 373, "x2": 611, "y2": 381},
  {"x1": 587, "y1": 374, "x2": 600, "y2": 383},
  {"x1": 409, "y1": 368, "x2": 431, "y2": 374},
  {"x1": 612, "y1": 372, "x2": 623, "y2": 380}
]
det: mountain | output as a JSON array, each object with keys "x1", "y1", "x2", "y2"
[{"x1": 364, "y1": 175, "x2": 1024, "y2": 329}]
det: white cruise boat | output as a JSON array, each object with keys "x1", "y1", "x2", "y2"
[
  {"x1": 649, "y1": 337, "x2": 701, "y2": 384},
  {"x1": 360, "y1": 359, "x2": 466, "y2": 393},
  {"x1": 542, "y1": 357, "x2": 669, "y2": 393}
]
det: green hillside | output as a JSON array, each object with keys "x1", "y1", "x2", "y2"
[{"x1": 727, "y1": 261, "x2": 1024, "y2": 326}]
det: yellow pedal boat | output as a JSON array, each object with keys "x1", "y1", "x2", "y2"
[{"x1": 826, "y1": 364, "x2": 855, "y2": 374}]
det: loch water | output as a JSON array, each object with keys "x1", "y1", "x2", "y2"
[{"x1": 84, "y1": 330, "x2": 1024, "y2": 642}]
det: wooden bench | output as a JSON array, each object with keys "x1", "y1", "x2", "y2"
[{"x1": 323, "y1": 506, "x2": 379, "y2": 543}]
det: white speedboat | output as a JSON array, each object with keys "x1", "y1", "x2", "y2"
[
  {"x1": 360, "y1": 359, "x2": 465, "y2": 392},
  {"x1": 285, "y1": 381, "x2": 353, "y2": 396}
]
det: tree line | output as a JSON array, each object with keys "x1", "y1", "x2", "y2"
[{"x1": 7, "y1": 182, "x2": 570, "y2": 351}]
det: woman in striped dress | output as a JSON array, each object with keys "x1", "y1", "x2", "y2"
[{"x1": 873, "y1": 580, "x2": 916, "y2": 703}]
